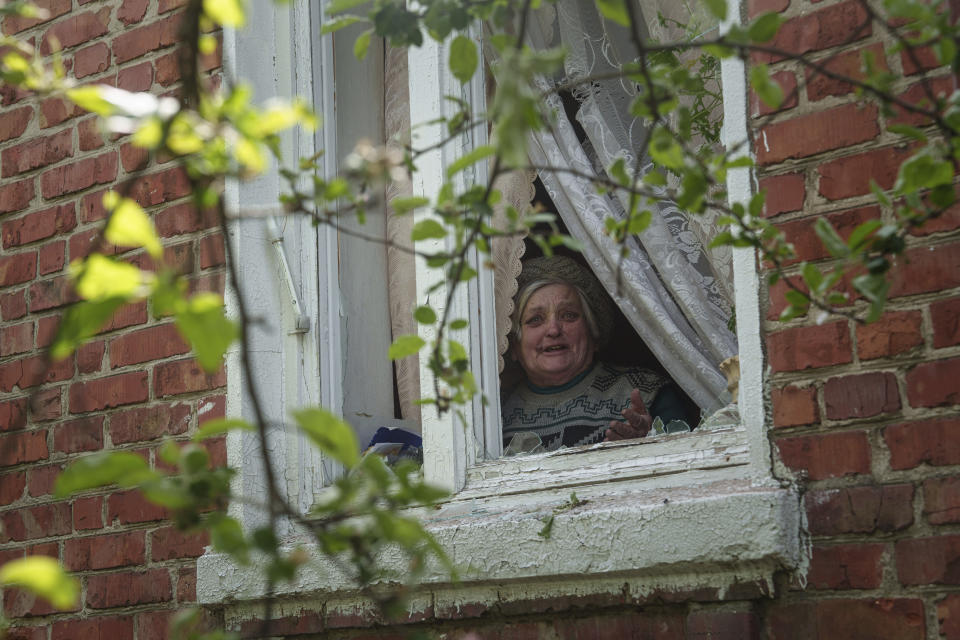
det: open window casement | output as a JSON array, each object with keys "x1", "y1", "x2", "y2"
[{"x1": 198, "y1": 0, "x2": 805, "y2": 609}]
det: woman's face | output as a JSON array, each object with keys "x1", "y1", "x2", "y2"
[{"x1": 515, "y1": 283, "x2": 596, "y2": 387}]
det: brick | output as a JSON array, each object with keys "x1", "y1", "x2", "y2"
[
  {"x1": 69, "y1": 371, "x2": 148, "y2": 413},
  {"x1": 120, "y1": 141, "x2": 150, "y2": 172},
  {"x1": 40, "y1": 8, "x2": 111, "y2": 54},
  {"x1": 40, "y1": 151, "x2": 118, "y2": 199},
  {"x1": 0, "y1": 430, "x2": 48, "y2": 466},
  {"x1": 932, "y1": 296, "x2": 960, "y2": 348},
  {"x1": 889, "y1": 242, "x2": 960, "y2": 298},
  {"x1": 1, "y1": 290, "x2": 28, "y2": 320},
  {"x1": 778, "y1": 206, "x2": 878, "y2": 265},
  {"x1": 747, "y1": 0, "x2": 789, "y2": 18},
  {"x1": 806, "y1": 43, "x2": 888, "y2": 101},
  {"x1": 0, "y1": 502, "x2": 70, "y2": 542},
  {"x1": 767, "y1": 321, "x2": 851, "y2": 372},
  {"x1": 807, "y1": 543, "x2": 884, "y2": 589},
  {"x1": 138, "y1": 610, "x2": 175, "y2": 640},
  {"x1": 80, "y1": 188, "x2": 110, "y2": 223},
  {"x1": 155, "y1": 51, "x2": 181, "y2": 86},
  {"x1": 151, "y1": 526, "x2": 209, "y2": 561},
  {"x1": 78, "y1": 117, "x2": 106, "y2": 151},
  {"x1": 155, "y1": 202, "x2": 219, "y2": 237},
  {"x1": 897, "y1": 535, "x2": 960, "y2": 585},
  {"x1": 117, "y1": 61, "x2": 154, "y2": 93},
  {"x1": 54, "y1": 415, "x2": 104, "y2": 453},
  {"x1": 1, "y1": 321, "x2": 34, "y2": 356},
  {"x1": 108, "y1": 488, "x2": 167, "y2": 524},
  {"x1": 907, "y1": 357, "x2": 960, "y2": 408},
  {"x1": 0, "y1": 106, "x2": 33, "y2": 143},
  {"x1": 74, "y1": 495, "x2": 103, "y2": 530},
  {"x1": 767, "y1": 599, "x2": 924, "y2": 640},
  {"x1": 109, "y1": 323, "x2": 190, "y2": 368},
  {"x1": 891, "y1": 75, "x2": 955, "y2": 127},
  {"x1": 28, "y1": 274, "x2": 78, "y2": 311},
  {"x1": 757, "y1": 103, "x2": 878, "y2": 165},
  {"x1": 855, "y1": 310, "x2": 923, "y2": 360},
  {"x1": 73, "y1": 42, "x2": 111, "y2": 79},
  {"x1": 0, "y1": 252, "x2": 36, "y2": 287},
  {"x1": 912, "y1": 198, "x2": 960, "y2": 237},
  {"x1": 758, "y1": 172, "x2": 804, "y2": 217},
  {"x1": 159, "y1": 0, "x2": 189, "y2": 12},
  {"x1": 102, "y1": 300, "x2": 148, "y2": 332},
  {"x1": 124, "y1": 166, "x2": 192, "y2": 207},
  {"x1": 78, "y1": 340, "x2": 105, "y2": 374},
  {"x1": 109, "y1": 402, "x2": 191, "y2": 444},
  {"x1": 38, "y1": 240, "x2": 66, "y2": 275},
  {"x1": 86, "y1": 569, "x2": 172, "y2": 608},
  {"x1": 776, "y1": 431, "x2": 870, "y2": 480},
  {"x1": 2, "y1": 202, "x2": 76, "y2": 248},
  {"x1": 138, "y1": 240, "x2": 195, "y2": 275},
  {"x1": 64, "y1": 531, "x2": 145, "y2": 571},
  {"x1": 755, "y1": 0, "x2": 871, "y2": 65},
  {"x1": 27, "y1": 463, "x2": 63, "y2": 497},
  {"x1": 12, "y1": 354, "x2": 74, "y2": 391},
  {"x1": 885, "y1": 417, "x2": 960, "y2": 469},
  {"x1": 39, "y1": 96, "x2": 83, "y2": 128},
  {"x1": 686, "y1": 609, "x2": 758, "y2": 640},
  {"x1": 0, "y1": 178, "x2": 35, "y2": 214},
  {"x1": 112, "y1": 13, "x2": 182, "y2": 64},
  {"x1": 155, "y1": 359, "x2": 226, "y2": 397},
  {"x1": 4, "y1": 585, "x2": 64, "y2": 618},
  {"x1": 199, "y1": 233, "x2": 225, "y2": 269},
  {"x1": 29, "y1": 387, "x2": 61, "y2": 422},
  {"x1": 240, "y1": 613, "x2": 327, "y2": 639},
  {"x1": 901, "y1": 43, "x2": 942, "y2": 76},
  {"x1": 51, "y1": 616, "x2": 134, "y2": 640},
  {"x1": 119, "y1": 0, "x2": 150, "y2": 25},
  {"x1": 176, "y1": 566, "x2": 197, "y2": 602},
  {"x1": 939, "y1": 594, "x2": 960, "y2": 639},
  {"x1": 0, "y1": 471, "x2": 25, "y2": 505},
  {"x1": 751, "y1": 70, "x2": 798, "y2": 116},
  {"x1": 823, "y1": 371, "x2": 900, "y2": 420},
  {"x1": 1, "y1": 0, "x2": 71, "y2": 34},
  {"x1": 924, "y1": 476, "x2": 960, "y2": 525},
  {"x1": 36, "y1": 315, "x2": 58, "y2": 348},
  {"x1": 0, "y1": 397, "x2": 28, "y2": 431},
  {"x1": 818, "y1": 145, "x2": 914, "y2": 201}
]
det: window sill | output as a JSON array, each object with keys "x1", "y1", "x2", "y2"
[{"x1": 196, "y1": 473, "x2": 804, "y2": 610}]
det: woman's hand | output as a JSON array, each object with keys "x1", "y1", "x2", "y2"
[{"x1": 604, "y1": 389, "x2": 652, "y2": 441}]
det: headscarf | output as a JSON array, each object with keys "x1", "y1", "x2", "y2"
[{"x1": 514, "y1": 255, "x2": 615, "y2": 347}]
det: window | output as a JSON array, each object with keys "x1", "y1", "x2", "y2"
[{"x1": 197, "y1": 0, "x2": 805, "y2": 606}]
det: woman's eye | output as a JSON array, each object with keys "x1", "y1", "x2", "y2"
[
  {"x1": 524, "y1": 315, "x2": 543, "y2": 325},
  {"x1": 561, "y1": 311, "x2": 579, "y2": 321}
]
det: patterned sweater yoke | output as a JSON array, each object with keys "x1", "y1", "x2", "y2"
[{"x1": 501, "y1": 362, "x2": 670, "y2": 450}]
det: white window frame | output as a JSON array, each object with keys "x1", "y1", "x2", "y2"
[{"x1": 198, "y1": 0, "x2": 806, "y2": 610}]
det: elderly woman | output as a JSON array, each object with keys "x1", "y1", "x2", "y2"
[{"x1": 502, "y1": 256, "x2": 688, "y2": 451}]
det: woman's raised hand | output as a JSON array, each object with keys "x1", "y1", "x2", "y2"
[{"x1": 604, "y1": 389, "x2": 652, "y2": 441}]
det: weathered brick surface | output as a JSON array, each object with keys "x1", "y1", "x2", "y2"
[
  {"x1": 767, "y1": 322, "x2": 852, "y2": 372},
  {"x1": 756, "y1": 103, "x2": 879, "y2": 165},
  {"x1": 896, "y1": 535, "x2": 960, "y2": 586},
  {"x1": 772, "y1": 384, "x2": 819, "y2": 428},
  {"x1": 776, "y1": 431, "x2": 871, "y2": 480},
  {"x1": 807, "y1": 543, "x2": 884, "y2": 589},
  {"x1": 823, "y1": 371, "x2": 900, "y2": 420},
  {"x1": 924, "y1": 476, "x2": 960, "y2": 525},
  {"x1": 86, "y1": 569, "x2": 172, "y2": 608}
]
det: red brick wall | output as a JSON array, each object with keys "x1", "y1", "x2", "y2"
[
  {"x1": 0, "y1": 2, "x2": 225, "y2": 639},
  {"x1": 2, "y1": 0, "x2": 960, "y2": 639}
]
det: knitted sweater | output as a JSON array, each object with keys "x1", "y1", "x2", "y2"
[{"x1": 502, "y1": 362, "x2": 683, "y2": 451}]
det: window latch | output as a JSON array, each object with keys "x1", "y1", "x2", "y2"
[{"x1": 266, "y1": 217, "x2": 311, "y2": 334}]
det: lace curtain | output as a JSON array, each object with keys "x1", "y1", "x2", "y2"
[{"x1": 519, "y1": 0, "x2": 737, "y2": 410}]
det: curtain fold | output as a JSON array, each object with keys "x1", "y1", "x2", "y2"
[{"x1": 522, "y1": 0, "x2": 737, "y2": 410}]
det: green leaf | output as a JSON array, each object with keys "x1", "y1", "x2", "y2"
[
  {"x1": 389, "y1": 334, "x2": 426, "y2": 360},
  {"x1": 390, "y1": 196, "x2": 430, "y2": 214},
  {"x1": 411, "y1": 219, "x2": 447, "y2": 242},
  {"x1": 55, "y1": 451, "x2": 155, "y2": 497},
  {"x1": 327, "y1": 0, "x2": 367, "y2": 14},
  {"x1": 801, "y1": 263, "x2": 824, "y2": 291},
  {"x1": 414, "y1": 306, "x2": 437, "y2": 324},
  {"x1": 72, "y1": 254, "x2": 149, "y2": 302},
  {"x1": 648, "y1": 127, "x2": 684, "y2": 170},
  {"x1": 449, "y1": 35, "x2": 478, "y2": 85},
  {"x1": 293, "y1": 407, "x2": 359, "y2": 468},
  {"x1": 354, "y1": 28, "x2": 373, "y2": 61},
  {"x1": 450, "y1": 319, "x2": 468, "y2": 330},
  {"x1": 595, "y1": 0, "x2": 629, "y2": 26},
  {"x1": 813, "y1": 218, "x2": 850, "y2": 258},
  {"x1": 203, "y1": 0, "x2": 246, "y2": 27},
  {"x1": 0, "y1": 556, "x2": 79, "y2": 610},
  {"x1": 704, "y1": 0, "x2": 727, "y2": 21},
  {"x1": 49, "y1": 298, "x2": 125, "y2": 361},
  {"x1": 609, "y1": 157, "x2": 630, "y2": 186},
  {"x1": 103, "y1": 192, "x2": 163, "y2": 259},
  {"x1": 320, "y1": 15, "x2": 365, "y2": 35},
  {"x1": 207, "y1": 514, "x2": 249, "y2": 563},
  {"x1": 193, "y1": 418, "x2": 254, "y2": 442},
  {"x1": 66, "y1": 86, "x2": 115, "y2": 116},
  {"x1": 447, "y1": 145, "x2": 495, "y2": 177},
  {"x1": 749, "y1": 64, "x2": 783, "y2": 110},
  {"x1": 886, "y1": 123, "x2": 927, "y2": 142},
  {"x1": 174, "y1": 293, "x2": 237, "y2": 373},
  {"x1": 748, "y1": 12, "x2": 783, "y2": 43},
  {"x1": 846, "y1": 219, "x2": 883, "y2": 252}
]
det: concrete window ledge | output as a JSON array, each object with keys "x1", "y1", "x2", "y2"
[{"x1": 196, "y1": 478, "x2": 804, "y2": 622}]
